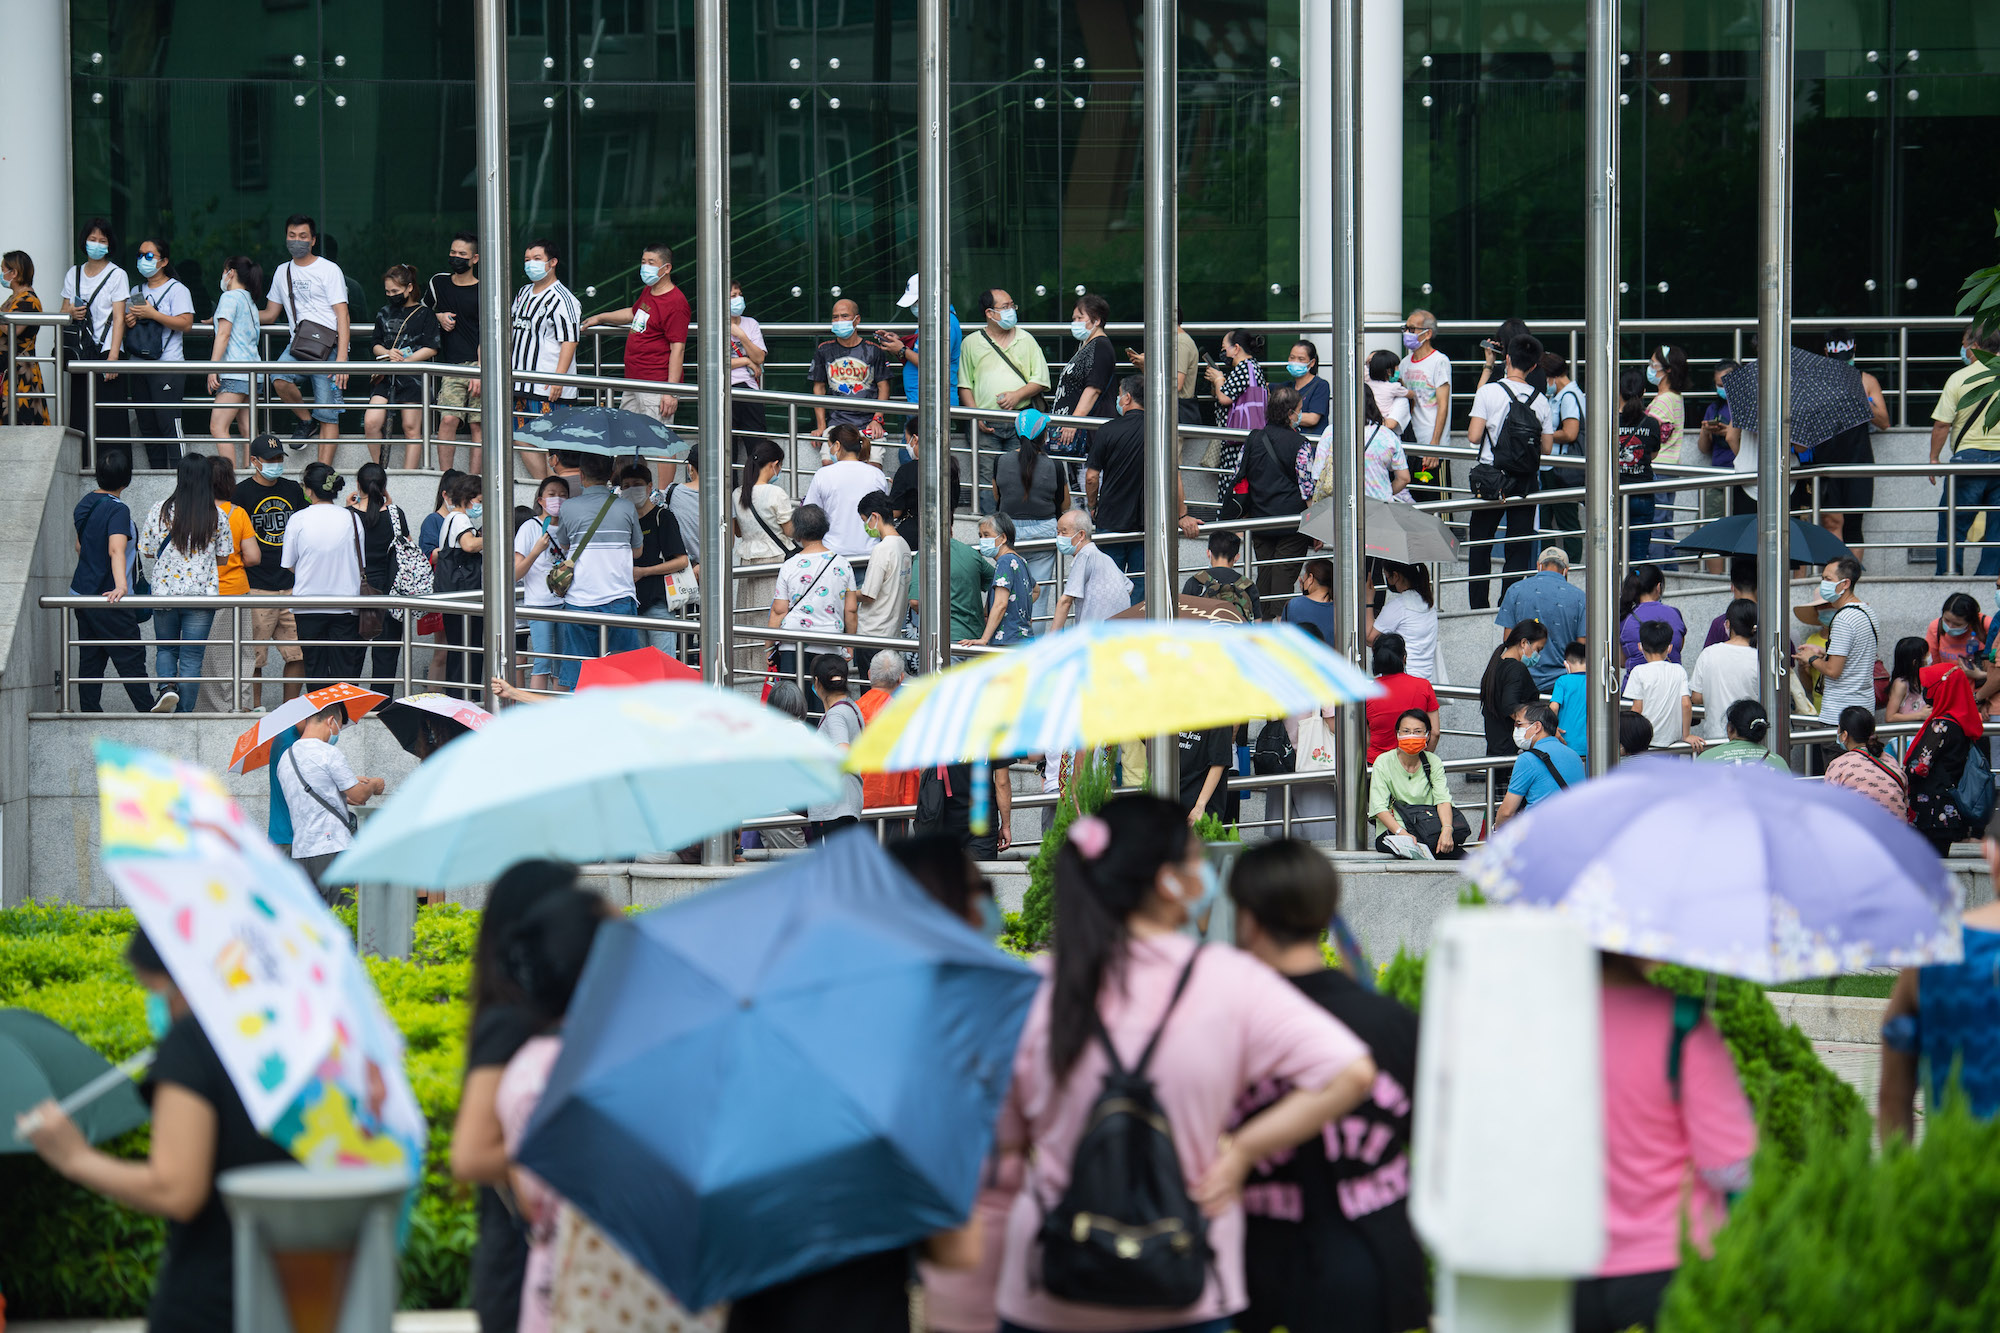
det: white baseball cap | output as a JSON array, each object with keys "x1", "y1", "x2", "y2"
[{"x1": 896, "y1": 273, "x2": 920, "y2": 308}]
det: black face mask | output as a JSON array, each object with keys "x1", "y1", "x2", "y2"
[{"x1": 448, "y1": 256, "x2": 472, "y2": 274}]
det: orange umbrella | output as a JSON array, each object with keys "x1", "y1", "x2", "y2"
[
  {"x1": 576, "y1": 646, "x2": 702, "y2": 691},
  {"x1": 226, "y1": 683, "x2": 387, "y2": 774}
]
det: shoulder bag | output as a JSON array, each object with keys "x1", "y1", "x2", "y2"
[
  {"x1": 977, "y1": 329, "x2": 1050, "y2": 413},
  {"x1": 287, "y1": 745, "x2": 358, "y2": 836},
  {"x1": 766, "y1": 552, "x2": 838, "y2": 669},
  {"x1": 348, "y1": 511, "x2": 386, "y2": 639},
  {"x1": 1392, "y1": 752, "x2": 1471, "y2": 855},
  {"x1": 387, "y1": 504, "x2": 433, "y2": 599},
  {"x1": 747, "y1": 492, "x2": 801, "y2": 559},
  {"x1": 1522, "y1": 744, "x2": 1571, "y2": 790},
  {"x1": 285, "y1": 266, "x2": 340, "y2": 362},
  {"x1": 63, "y1": 265, "x2": 117, "y2": 361},
  {"x1": 546, "y1": 490, "x2": 621, "y2": 600}
]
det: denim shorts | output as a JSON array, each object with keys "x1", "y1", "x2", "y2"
[
  {"x1": 268, "y1": 344, "x2": 343, "y2": 422},
  {"x1": 528, "y1": 616, "x2": 559, "y2": 677},
  {"x1": 215, "y1": 375, "x2": 250, "y2": 396}
]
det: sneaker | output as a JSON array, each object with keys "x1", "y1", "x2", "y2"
[
  {"x1": 289, "y1": 418, "x2": 318, "y2": 446},
  {"x1": 151, "y1": 690, "x2": 180, "y2": 713}
]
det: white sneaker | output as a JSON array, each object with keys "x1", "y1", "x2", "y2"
[{"x1": 151, "y1": 690, "x2": 180, "y2": 713}]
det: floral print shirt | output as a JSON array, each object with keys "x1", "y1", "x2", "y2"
[{"x1": 139, "y1": 500, "x2": 233, "y2": 595}]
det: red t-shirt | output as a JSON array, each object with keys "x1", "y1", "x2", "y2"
[
  {"x1": 625, "y1": 283, "x2": 691, "y2": 381},
  {"x1": 1364, "y1": 672, "x2": 1440, "y2": 762}
]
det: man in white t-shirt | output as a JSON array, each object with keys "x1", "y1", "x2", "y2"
[
  {"x1": 804, "y1": 424, "x2": 889, "y2": 556},
  {"x1": 278, "y1": 701, "x2": 386, "y2": 902},
  {"x1": 853, "y1": 492, "x2": 912, "y2": 680},
  {"x1": 549, "y1": 452, "x2": 644, "y2": 689},
  {"x1": 258, "y1": 215, "x2": 351, "y2": 464},
  {"x1": 281, "y1": 463, "x2": 366, "y2": 690},
  {"x1": 1464, "y1": 334, "x2": 1555, "y2": 610},
  {"x1": 1688, "y1": 598, "x2": 1762, "y2": 748},
  {"x1": 1396, "y1": 308, "x2": 1452, "y2": 469}
]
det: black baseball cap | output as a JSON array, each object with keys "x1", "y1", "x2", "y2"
[{"x1": 248, "y1": 433, "x2": 285, "y2": 462}]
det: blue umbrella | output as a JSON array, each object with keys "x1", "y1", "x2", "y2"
[
  {"x1": 514, "y1": 403, "x2": 689, "y2": 458},
  {"x1": 1467, "y1": 759, "x2": 1963, "y2": 982},
  {"x1": 513, "y1": 830, "x2": 1039, "y2": 1310},
  {"x1": 1672, "y1": 513, "x2": 1852, "y2": 566}
]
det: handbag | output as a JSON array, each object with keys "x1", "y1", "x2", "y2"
[
  {"x1": 1955, "y1": 732, "x2": 1996, "y2": 827},
  {"x1": 63, "y1": 265, "x2": 116, "y2": 361},
  {"x1": 546, "y1": 490, "x2": 620, "y2": 600},
  {"x1": 1295, "y1": 711, "x2": 1337, "y2": 771},
  {"x1": 1393, "y1": 755, "x2": 1470, "y2": 853},
  {"x1": 1468, "y1": 462, "x2": 1509, "y2": 502},
  {"x1": 348, "y1": 511, "x2": 385, "y2": 640},
  {"x1": 386, "y1": 505, "x2": 433, "y2": 599},
  {"x1": 285, "y1": 265, "x2": 339, "y2": 362},
  {"x1": 546, "y1": 1204, "x2": 723, "y2": 1333},
  {"x1": 123, "y1": 280, "x2": 182, "y2": 361}
]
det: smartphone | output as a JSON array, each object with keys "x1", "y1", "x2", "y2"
[
  {"x1": 1481, "y1": 338, "x2": 1501, "y2": 353},
  {"x1": 1124, "y1": 346, "x2": 1142, "y2": 362}
]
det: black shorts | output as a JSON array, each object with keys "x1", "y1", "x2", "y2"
[
  {"x1": 1811, "y1": 422, "x2": 1875, "y2": 513},
  {"x1": 369, "y1": 374, "x2": 426, "y2": 407}
]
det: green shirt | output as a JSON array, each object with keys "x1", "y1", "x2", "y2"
[
  {"x1": 1368, "y1": 747, "x2": 1450, "y2": 825},
  {"x1": 1695, "y1": 739, "x2": 1791, "y2": 773},
  {"x1": 960, "y1": 327, "x2": 1051, "y2": 412},
  {"x1": 908, "y1": 537, "x2": 995, "y2": 641}
]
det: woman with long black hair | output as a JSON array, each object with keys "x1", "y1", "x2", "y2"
[
  {"x1": 1479, "y1": 619, "x2": 1547, "y2": 804},
  {"x1": 123, "y1": 236, "x2": 197, "y2": 471},
  {"x1": 993, "y1": 411, "x2": 1068, "y2": 625},
  {"x1": 995, "y1": 795, "x2": 1377, "y2": 1333},
  {"x1": 347, "y1": 460, "x2": 409, "y2": 694},
  {"x1": 139, "y1": 451, "x2": 230, "y2": 712}
]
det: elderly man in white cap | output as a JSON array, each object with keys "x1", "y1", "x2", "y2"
[{"x1": 873, "y1": 272, "x2": 968, "y2": 472}]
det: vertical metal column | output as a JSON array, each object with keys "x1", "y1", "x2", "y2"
[
  {"x1": 915, "y1": 0, "x2": 951, "y2": 677},
  {"x1": 1581, "y1": 0, "x2": 1620, "y2": 774},
  {"x1": 1142, "y1": 0, "x2": 1180, "y2": 799},
  {"x1": 1328, "y1": 0, "x2": 1366, "y2": 848},
  {"x1": 1757, "y1": 0, "x2": 1794, "y2": 758},
  {"x1": 474, "y1": 0, "x2": 515, "y2": 701},
  {"x1": 696, "y1": 0, "x2": 735, "y2": 866}
]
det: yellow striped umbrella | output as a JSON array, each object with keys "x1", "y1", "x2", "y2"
[{"x1": 845, "y1": 621, "x2": 1382, "y2": 773}]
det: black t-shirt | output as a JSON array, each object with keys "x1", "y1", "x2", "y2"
[
  {"x1": 726, "y1": 1247, "x2": 912, "y2": 1333},
  {"x1": 1237, "y1": 969, "x2": 1429, "y2": 1333},
  {"x1": 427, "y1": 273, "x2": 483, "y2": 364},
  {"x1": 239, "y1": 477, "x2": 309, "y2": 590},
  {"x1": 372, "y1": 302, "x2": 441, "y2": 359},
  {"x1": 634, "y1": 503, "x2": 688, "y2": 610},
  {"x1": 467, "y1": 1004, "x2": 543, "y2": 1333},
  {"x1": 808, "y1": 338, "x2": 892, "y2": 428},
  {"x1": 354, "y1": 503, "x2": 406, "y2": 593},
  {"x1": 143, "y1": 1017, "x2": 293, "y2": 1333},
  {"x1": 1237, "y1": 425, "x2": 1309, "y2": 518},
  {"x1": 1175, "y1": 726, "x2": 1233, "y2": 817},
  {"x1": 1051, "y1": 336, "x2": 1115, "y2": 417},
  {"x1": 888, "y1": 459, "x2": 961, "y2": 551},
  {"x1": 1481, "y1": 656, "x2": 1539, "y2": 755},
  {"x1": 1084, "y1": 409, "x2": 1147, "y2": 533},
  {"x1": 1617, "y1": 412, "x2": 1663, "y2": 481}
]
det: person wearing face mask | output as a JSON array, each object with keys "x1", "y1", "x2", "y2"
[
  {"x1": 283, "y1": 462, "x2": 369, "y2": 691},
  {"x1": 509, "y1": 238, "x2": 579, "y2": 481},
  {"x1": 3, "y1": 248, "x2": 48, "y2": 425},
  {"x1": 1642, "y1": 345, "x2": 1689, "y2": 558},
  {"x1": 910, "y1": 507, "x2": 998, "y2": 657},
  {"x1": 1085, "y1": 375, "x2": 1199, "y2": 602},
  {"x1": 238, "y1": 435, "x2": 309, "y2": 708},
  {"x1": 427, "y1": 232, "x2": 485, "y2": 474},
  {"x1": 960, "y1": 511, "x2": 1034, "y2": 650},
  {"x1": 1930, "y1": 320, "x2": 2000, "y2": 575},
  {"x1": 1792, "y1": 555, "x2": 1880, "y2": 774},
  {"x1": 1496, "y1": 702, "x2": 1582, "y2": 826},
  {"x1": 363, "y1": 263, "x2": 441, "y2": 468},
  {"x1": 1925, "y1": 592, "x2": 1990, "y2": 673},
  {"x1": 1285, "y1": 341, "x2": 1330, "y2": 433},
  {"x1": 1048, "y1": 508, "x2": 1131, "y2": 632},
  {"x1": 1048, "y1": 293, "x2": 1115, "y2": 474},
  {"x1": 278, "y1": 699, "x2": 387, "y2": 895},
  {"x1": 122, "y1": 237, "x2": 196, "y2": 470},
  {"x1": 512, "y1": 476, "x2": 570, "y2": 693},
  {"x1": 1395, "y1": 309, "x2": 1452, "y2": 503},
  {"x1": 61, "y1": 217, "x2": 130, "y2": 441},
  {"x1": 548, "y1": 451, "x2": 645, "y2": 688},
  {"x1": 258, "y1": 214, "x2": 351, "y2": 464},
  {"x1": 962, "y1": 285, "x2": 1051, "y2": 500},
  {"x1": 206, "y1": 255, "x2": 265, "y2": 459},
  {"x1": 809, "y1": 297, "x2": 892, "y2": 444},
  {"x1": 876, "y1": 272, "x2": 968, "y2": 469},
  {"x1": 993, "y1": 794, "x2": 1379, "y2": 1333},
  {"x1": 804, "y1": 422, "x2": 889, "y2": 556},
  {"x1": 16, "y1": 929, "x2": 295, "y2": 1332},
  {"x1": 1367, "y1": 709, "x2": 1458, "y2": 858},
  {"x1": 1206, "y1": 328, "x2": 1269, "y2": 477},
  {"x1": 434, "y1": 472, "x2": 489, "y2": 698},
  {"x1": 853, "y1": 491, "x2": 913, "y2": 676},
  {"x1": 616, "y1": 462, "x2": 690, "y2": 656},
  {"x1": 582, "y1": 244, "x2": 690, "y2": 485},
  {"x1": 1480, "y1": 619, "x2": 1547, "y2": 799},
  {"x1": 726, "y1": 280, "x2": 769, "y2": 440}
]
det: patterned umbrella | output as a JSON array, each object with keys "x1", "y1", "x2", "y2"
[
  {"x1": 227, "y1": 683, "x2": 387, "y2": 774},
  {"x1": 844, "y1": 621, "x2": 1382, "y2": 772},
  {"x1": 1718, "y1": 348, "x2": 1873, "y2": 452},
  {"x1": 513, "y1": 403, "x2": 689, "y2": 458}
]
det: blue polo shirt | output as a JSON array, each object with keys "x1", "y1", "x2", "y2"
[
  {"x1": 901, "y1": 305, "x2": 963, "y2": 405},
  {"x1": 1548, "y1": 671, "x2": 1589, "y2": 759},
  {"x1": 1496, "y1": 569, "x2": 1587, "y2": 689},
  {"x1": 1508, "y1": 737, "x2": 1586, "y2": 808}
]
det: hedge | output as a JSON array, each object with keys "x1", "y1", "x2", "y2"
[{"x1": 0, "y1": 904, "x2": 480, "y2": 1319}]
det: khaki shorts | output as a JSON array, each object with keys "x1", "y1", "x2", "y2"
[
  {"x1": 245, "y1": 590, "x2": 303, "y2": 666},
  {"x1": 619, "y1": 390, "x2": 678, "y2": 423},
  {"x1": 437, "y1": 368, "x2": 482, "y2": 420}
]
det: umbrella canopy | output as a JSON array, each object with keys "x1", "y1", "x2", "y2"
[
  {"x1": 326, "y1": 682, "x2": 845, "y2": 887},
  {"x1": 94, "y1": 741, "x2": 426, "y2": 1171},
  {"x1": 0, "y1": 1009, "x2": 149, "y2": 1153},
  {"x1": 513, "y1": 830, "x2": 1039, "y2": 1310},
  {"x1": 228, "y1": 683, "x2": 387, "y2": 774},
  {"x1": 1300, "y1": 495, "x2": 1459, "y2": 564},
  {"x1": 577, "y1": 645, "x2": 702, "y2": 691},
  {"x1": 845, "y1": 621, "x2": 1382, "y2": 773},
  {"x1": 514, "y1": 404, "x2": 689, "y2": 458},
  {"x1": 1467, "y1": 759, "x2": 1963, "y2": 983},
  {"x1": 1718, "y1": 349, "x2": 1873, "y2": 452},
  {"x1": 376, "y1": 692, "x2": 494, "y2": 759},
  {"x1": 1110, "y1": 594, "x2": 1247, "y2": 626},
  {"x1": 1671, "y1": 513, "x2": 1853, "y2": 566}
]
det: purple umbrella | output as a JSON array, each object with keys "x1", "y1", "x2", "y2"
[{"x1": 1466, "y1": 758, "x2": 1962, "y2": 982}]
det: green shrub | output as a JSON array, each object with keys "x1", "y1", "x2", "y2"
[
  {"x1": 1013, "y1": 752, "x2": 1115, "y2": 949},
  {"x1": 1658, "y1": 1093, "x2": 2000, "y2": 1331},
  {"x1": 0, "y1": 904, "x2": 482, "y2": 1317}
]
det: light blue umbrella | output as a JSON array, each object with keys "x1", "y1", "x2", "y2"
[
  {"x1": 513, "y1": 830, "x2": 1039, "y2": 1310},
  {"x1": 326, "y1": 683, "x2": 843, "y2": 886}
]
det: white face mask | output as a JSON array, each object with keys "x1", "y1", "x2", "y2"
[{"x1": 1513, "y1": 725, "x2": 1531, "y2": 749}]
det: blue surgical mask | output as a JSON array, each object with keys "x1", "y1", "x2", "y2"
[
  {"x1": 1064, "y1": 534, "x2": 1081, "y2": 556},
  {"x1": 144, "y1": 991, "x2": 173, "y2": 1041},
  {"x1": 996, "y1": 308, "x2": 1019, "y2": 331},
  {"x1": 1401, "y1": 331, "x2": 1422, "y2": 351},
  {"x1": 467, "y1": 502, "x2": 484, "y2": 525},
  {"x1": 328, "y1": 727, "x2": 341, "y2": 747},
  {"x1": 260, "y1": 462, "x2": 284, "y2": 480},
  {"x1": 1716, "y1": 385, "x2": 1728, "y2": 402},
  {"x1": 1646, "y1": 364, "x2": 1661, "y2": 386},
  {"x1": 1286, "y1": 360, "x2": 1311, "y2": 379},
  {"x1": 220, "y1": 275, "x2": 233, "y2": 294},
  {"x1": 977, "y1": 536, "x2": 998, "y2": 557},
  {"x1": 730, "y1": 295, "x2": 746, "y2": 317},
  {"x1": 136, "y1": 255, "x2": 159, "y2": 278},
  {"x1": 1179, "y1": 860, "x2": 1222, "y2": 921},
  {"x1": 85, "y1": 241, "x2": 108, "y2": 261},
  {"x1": 978, "y1": 895, "x2": 1007, "y2": 942},
  {"x1": 1070, "y1": 320, "x2": 1089, "y2": 341},
  {"x1": 639, "y1": 263, "x2": 660, "y2": 285},
  {"x1": 1818, "y1": 578, "x2": 1842, "y2": 602},
  {"x1": 831, "y1": 319, "x2": 855, "y2": 339},
  {"x1": 524, "y1": 259, "x2": 548, "y2": 282}
]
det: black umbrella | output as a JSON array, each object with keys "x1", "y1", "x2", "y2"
[
  {"x1": 512, "y1": 404, "x2": 690, "y2": 458},
  {"x1": 1672, "y1": 513, "x2": 1853, "y2": 567},
  {"x1": 1718, "y1": 349, "x2": 1872, "y2": 452}
]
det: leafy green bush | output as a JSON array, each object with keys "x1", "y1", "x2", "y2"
[
  {"x1": 1013, "y1": 752, "x2": 1115, "y2": 950},
  {"x1": 0, "y1": 904, "x2": 482, "y2": 1317},
  {"x1": 1658, "y1": 1092, "x2": 2000, "y2": 1331}
]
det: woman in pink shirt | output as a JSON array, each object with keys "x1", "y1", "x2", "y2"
[
  {"x1": 1577, "y1": 954, "x2": 1757, "y2": 1333},
  {"x1": 995, "y1": 796, "x2": 1378, "y2": 1333}
]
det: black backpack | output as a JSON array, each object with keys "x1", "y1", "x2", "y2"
[
  {"x1": 1039, "y1": 947, "x2": 1212, "y2": 1308},
  {"x1": 1491, "y1": 383, "x2": 1547, "y2": 480},
  {"x1": 1252, "y1": 719, "x2": 1295, "y2": 775}
]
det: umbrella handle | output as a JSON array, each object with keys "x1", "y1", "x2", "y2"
[{"x1": 12, "y1": 1048, "x2": 156, "y2": 1141}]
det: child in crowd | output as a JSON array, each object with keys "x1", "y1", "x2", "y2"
[
  {"x1": 1548, "y1": 639, "x2": 1589, "y2": 759},
  {"x1": 1622, "y1": 619, "x2": 1690, "y2": 751}
]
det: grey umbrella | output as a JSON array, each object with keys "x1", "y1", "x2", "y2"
[
  {"x1": 1718, "y1": 348, "x2": 1872, "y2": 452},
  {"x1": 1299, "y1": 495, "x2": 1459, "y2": 563}
]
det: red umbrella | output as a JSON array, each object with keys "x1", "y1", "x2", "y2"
[{"x1": 576, "y1": 646, "x2": 702, "y2": 692}]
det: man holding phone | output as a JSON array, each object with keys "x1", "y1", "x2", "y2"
[
  {"x1": 810, "y1": 297, "x2": 892, "y2": 448},
  {"x1": 1397, "y1": 309, "x2": 1452, "y2": 501}
]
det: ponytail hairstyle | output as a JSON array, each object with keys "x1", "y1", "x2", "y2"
[
  {"x1": 1016, "y1": 409, "x2": 1045, "y2": 494},
  {"x1": 222, "y1": 254, "x2": 266, "y2": 305},
  {"x1": 1049, "y1": 794, "x2": 1190, "y2": 1082},
  {"x1": 384, "y1": 263, "x2": 421, "y2": 302},
  {"x1": 740, "y1": 438, "x2": 783, "y2": 513},
  {"x1": 356, "y1": 460, "x2": 390, "y2": 516},
  {"x1": 1653, "y1": 344, "x2": 1690, "y2": 395},
  {"x1": 1618, "y1": 367, "x2": 1649, "y2": 426},
  {"x1": 1838, "y1": 705, "x2": 1883, "y2": 758},
  {"x1": 1481, "y1": 620, "x2": 1547, "y2": 708},
  {"x1": 1394, "y1": 561, "x2": 1435, "y2": 608},
  {"x1": 1619, "y1": 563, "x2": 1666, "y2": 625},
  {"x1": 1725, "y1": 698, "x2": 1771, "y2": 745}
]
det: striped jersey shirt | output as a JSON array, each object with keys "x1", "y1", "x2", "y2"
[{"x1": 510, "y1": 279, "x2": 580, "y2": 399}]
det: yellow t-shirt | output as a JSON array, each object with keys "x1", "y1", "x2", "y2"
[
  {"x1": 218, "y1": 503, "x2": 252, "y2": 595},
  {"x1": 1933, "y1": 360, "x2": 2000, "y2": 452}
]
